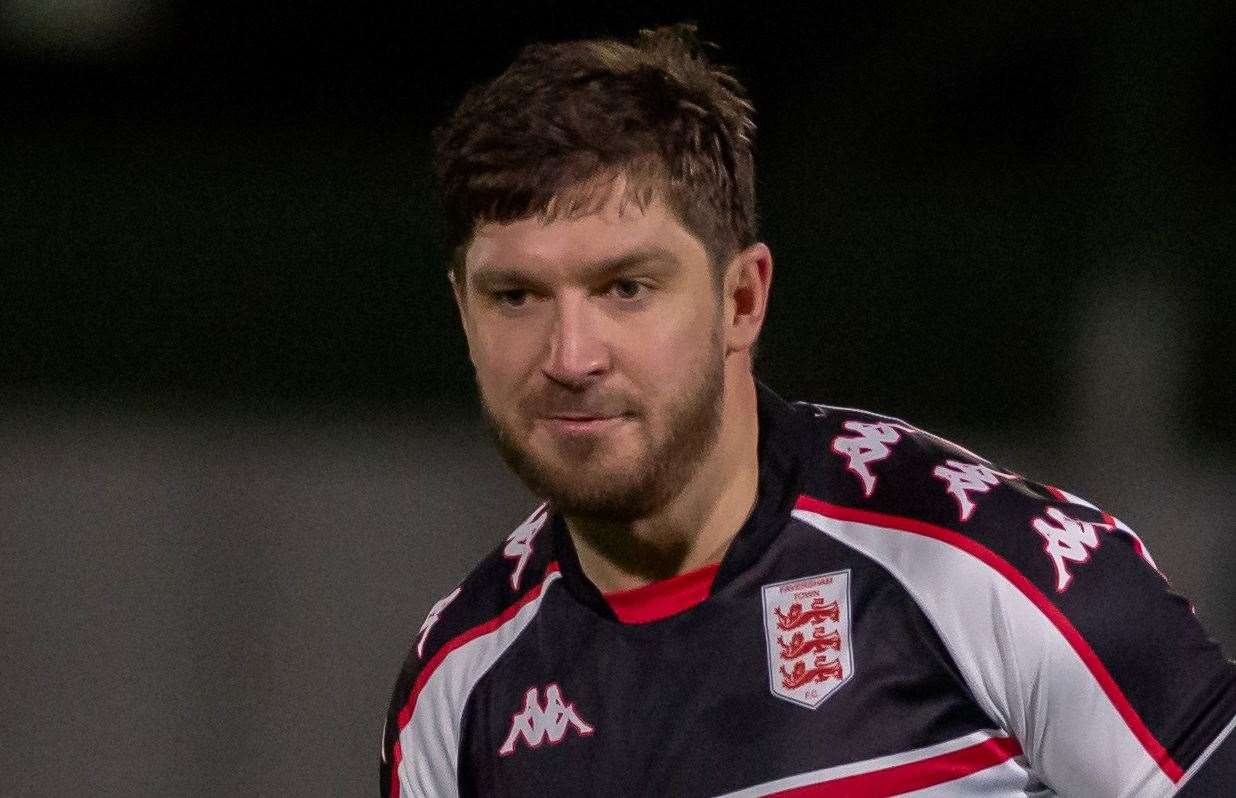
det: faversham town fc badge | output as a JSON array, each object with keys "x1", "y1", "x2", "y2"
[{"x1": 761, "y1": 569, "x2": 854, "y2": 709}]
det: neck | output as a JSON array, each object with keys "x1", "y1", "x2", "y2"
[{"x1": 565, "y1": 370, "x2": 760, "y2": 594}]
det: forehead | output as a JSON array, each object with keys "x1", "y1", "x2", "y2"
[{"x1": 465, "y1": 178, "x2": 708, "y2": 280}]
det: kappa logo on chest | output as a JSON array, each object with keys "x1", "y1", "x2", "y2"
[
  {"x1": 499, "y1": 684, "x2": 594, "y2": 756},
  {"x1": 761, "y1": 570, "x2": 854, "y2": 709}
]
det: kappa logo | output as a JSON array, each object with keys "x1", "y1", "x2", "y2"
[
  {"x1": 1032, "y1": 506, "x2": 1113, "y2": 592},
  {"x1": 761, "y1": 570, "x2": 854, "y2": 710},
  {"x1": 831, "y1": 421, "x2": 904, "y2": 497},
  {"x1": 1046, "y1": 485, "x2": 1164, "y2": 579},
  {"x1": 504, "y1": 503, "x2": 549, "y2": 591},
  {"x1": 498, "y1": 684, "x2": 594, "y2": 756},
  {"x1": 933, "y1": 459, "x2": 1018, "y2": 523},
  {"x1": 415, "y1": 586, "x2": 462, "y2": 659}
]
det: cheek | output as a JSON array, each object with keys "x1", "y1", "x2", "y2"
[
  {"x1": 657, "y1": 298, "x2": 719, "y2": 359},
  {"x1": 625, "y1": 304, "x2": 720, "y2": 386},
  {"x1": 473, "y1": 324, "x2": 541, "y2": 388}
]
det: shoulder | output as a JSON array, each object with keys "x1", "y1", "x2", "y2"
[
  {"x1": 788, "y1": 399, "x2": 1172, "y2": 641},
  {"x1": 408, "y1": 501, "x2": 559, "y2": 672},
  {"x1": 791, "y1": 400, "x2": 1149, "y2": 594},
  {"x1": 788, "y1": 401, "x2": 1188, "y2": 686}
]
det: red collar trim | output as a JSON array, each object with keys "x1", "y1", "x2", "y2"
[{"x1": 602, "y1": 563, "x2": 720, "y2": 624}]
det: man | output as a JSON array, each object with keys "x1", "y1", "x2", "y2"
[{"x1": 380, "y1": 23, "x2": 1235, "y2": 796}]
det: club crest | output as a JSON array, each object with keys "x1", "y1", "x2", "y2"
[{"x1": 761, "y1": 570, "x2": 854, "y2": 709}]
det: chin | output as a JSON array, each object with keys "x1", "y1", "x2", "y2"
[
  {"x1": 524, "y1": 457, "x2": 660, "y2": 520},
  {"x1": 548, "y1": 487, "x2": 658, "y2": 523}
]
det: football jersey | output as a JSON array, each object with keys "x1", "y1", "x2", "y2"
[{"x1": 380, "y1": 382, "x2": 1236, "y2": 796}]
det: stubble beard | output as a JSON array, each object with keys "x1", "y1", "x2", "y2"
[{"x1": 479, "y1": 336, "x2": 726, "y2": 524}]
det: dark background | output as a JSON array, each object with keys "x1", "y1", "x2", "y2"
[{"x1": 3, "y1": 2, "x2": 1233, "y2": 794}]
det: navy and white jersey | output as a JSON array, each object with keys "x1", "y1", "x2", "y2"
[{"x1": 380, "y1": 382, "x2": 1236, "y2": 796}]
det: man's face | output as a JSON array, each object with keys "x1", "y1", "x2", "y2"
[{"x1": 455, "y1": 181, "x2": 728, "y2": 521}]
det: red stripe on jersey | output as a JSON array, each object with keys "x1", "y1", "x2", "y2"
[
  {"x1": 767, "y1": 734, "x2": 1022, "y2": 796},
  {"x1": 388, "y1": 739, "x2": 400, "y2": 798},
  {"x1": 603, "y1": 562, "x2": 719, "y2": 623},
  {"x1": 793, "y1": 495, "x2": 1185, "y2": 783},
  {"x1": 390, "y1": 562, "x2": 561, "y2": 796}
]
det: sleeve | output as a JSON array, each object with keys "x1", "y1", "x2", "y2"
[{"x1": 958, "y1": 489, "x2": 1236, "y2": 796}]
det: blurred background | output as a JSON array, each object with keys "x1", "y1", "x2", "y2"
[{"x1": 2, "y1": 1, "x2": 1233, "y2": 794}]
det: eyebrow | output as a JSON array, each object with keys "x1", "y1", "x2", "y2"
[{"x1": 469, "y1": 246, "x2": 679, "y2": 292}]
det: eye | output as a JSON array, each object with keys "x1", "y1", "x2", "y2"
[
  {"x1": 608, "y1": 279, "x2": 648, "y2": 300},
  {"x1": 493, "y1": 289, "x2": 530, "y2": 308}
]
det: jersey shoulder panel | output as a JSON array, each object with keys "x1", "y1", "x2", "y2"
[
  {"x1": 380, "y1": 502, "x2": 558, "y2": 797},
  {"x1": 794, "y1": 402, "x2": 1192, "y2": 611},
  {"x1": 399, "y1": 501, "x2": 556, "y2": 676},
  {"x1": 797, "y1": 401, "x2": 1132, "y2": 565}
]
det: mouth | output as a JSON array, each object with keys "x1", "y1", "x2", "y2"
[{"x1": 538, "y1": 414, "x2": 631, "y2": 436}]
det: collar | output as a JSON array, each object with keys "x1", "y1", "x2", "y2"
[
  {"x1": 550, "y1": 379, "x2": 818, "y2": 621},
  {"x1": 602, "y1": 562, "x2": 721, "y2": 624}
]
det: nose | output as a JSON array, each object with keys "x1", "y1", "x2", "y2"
[{"x1": 541, "y1": 295, "x2": 609, "y2": 389}]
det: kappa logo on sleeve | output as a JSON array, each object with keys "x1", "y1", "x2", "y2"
[
  {"x1": 1032, "y1": 507, "x2": 1112, "y2": 592},
  {"x1": 498, "y1": 684, "x2": 594, "y2": 756},
  {"x1": 761, "y1": 570, "x2": 854, "y2": 709},
  {"x1": 504, "y1": 503, "x2": 549, "y2": 591},
  {"x1": 416, "y1": 585, "x2": 462, "y2": 659},
  {"x1": 933, "y1": 459, "x2": 1018, "y2": 522},
  {"x1": 831, "y1": 421, "x2": 904, "y2": 497},
  {"x1": 1045, "y1": 484, "x2": 1164, "y2": 578}
]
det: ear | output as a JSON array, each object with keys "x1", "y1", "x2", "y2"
[
  {"x1": 722, "y1": 242, "x2": 773, "y2": 355},
  {"x1": 449, "y1": 269, "x2": 478, "y2": 366}
]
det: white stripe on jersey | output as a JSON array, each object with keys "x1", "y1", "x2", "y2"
[
  {"x1": 1172, "y1": 710, "x2": 1236, "y2": 794},
  {"x1": 397, "y1": 570, "x2": 562, "y2": 797},
  {"x1": 714, "y1": 729, "x2": 1032, "y2": 797},
  {"x1": 792, "y1": 506, "x2": 1177, "y2": 797}
]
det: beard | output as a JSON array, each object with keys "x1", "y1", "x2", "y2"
[{"x1": 478, "y1": 333, "x2": 726, "y2": 524}]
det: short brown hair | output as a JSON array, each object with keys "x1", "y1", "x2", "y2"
[{"x1": 434, "y1": 23, "x2": 758, "y2": 284}]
